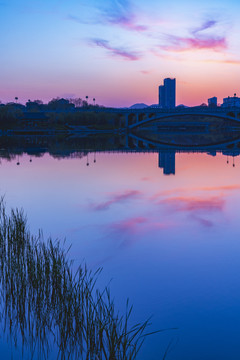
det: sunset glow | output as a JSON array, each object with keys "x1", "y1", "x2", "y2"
[{"x1": 1, "y1": 0, "x2": 240, "y2": 107}]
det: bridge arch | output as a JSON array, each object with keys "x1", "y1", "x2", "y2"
[
  {"x1": 138, "y1": 113, "x2": 147, "y2": 122},
  {"x1": 130, "y1": 113, "x2": 217, "y2": 129},
  {"x1": 227, "y1": 111, "x2": 235, "y2": 118},
  {"x1": 116, "y1": 107, "x2": 240, "y2": 129},
  {"x1": 148, "y1": 113, "x2": 156, "y2": 118},
  {"x1": 128, "y1": 113, "x2": 137, "y2": 126},
  {"x1": 115, "y1": 113, "x2": 125, "y2": 128},
  {"x1": 226, "y1": 143, "x2": 235, "y2": 149}
]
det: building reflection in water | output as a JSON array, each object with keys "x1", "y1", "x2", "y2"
[
  {"x1": 0, "y1": 133, "x2": 240, "y2": 175},
  {"x1": 158, "y1": 151, "x2": 175, "y2": 175}
]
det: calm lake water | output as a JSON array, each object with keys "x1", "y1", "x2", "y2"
[{"x1": 1, "y1": 141, "x2": 240, "y2": 359}]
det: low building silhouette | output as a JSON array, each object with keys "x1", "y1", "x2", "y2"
[
  {"x1": 222, "y1": 94, "x2": 240, "y2": 107},
  {"x1": 208, "y1": 97, "x2": 217, "y2": 107}
]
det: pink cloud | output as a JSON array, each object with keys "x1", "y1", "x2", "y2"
[
  {"x1": 141, "y1": 176, "x2": 152, "y2": 181},
  {"x1": 89, "y1": 38, "x2": 141, "y2": 61},
  {"x1": 152, "y1": 184, "x2": 240, "y2": 201},
  {"x1": 110, "y1": 216, "x2": 174, "y2": 234},
  {"x1": 204, "y1": 58, "x2": 240, "y2": 65},
  {"x1": 159, "y1": 196, "x2": 225, "y2": 213},
  {"x1": 108, "y1": 217, "x2": 173, "y2": 247},
  {"x1": 159, "y1": 18, "x2": 227, "y2": 53},
  {"x1": 187, "y1": 37, "x2": 226, "y2": 50},
  {"x1": 99, "y1": 0, "x2": 147, "y2": 32},
  {"x1": 140, "y1": 70, "x2": 150, "y2": 75},
  {"x1": 108, "y1": 15, "x2": 147, "y2": 32},
  {"x1": 162, "y1": 34, "x2": 227, "y2": 52},
  {"x1": 90, "y1": 190, "x2": 142, "y2": 211},
  {"x1": 201, "y1": 185, "x2": 240, "y2": 192},
  {"x1": 155, "y1": 195, "x2": 225, "y2": 228},
  {"x1": 150, "y1": 188, "x2": 188, "y2": 200},
  {"x1": 67, "y1": 0, "x2": 148, "y2": 33},
  {"x1": 103, "y1": 217, "x2": 147, "y2": 249},
  {"x1": 111, "y1": 216, "x2": 147, "y2": 235}
]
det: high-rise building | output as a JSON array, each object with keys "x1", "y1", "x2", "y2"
[
  {"x1": 158, "y1": 85, "x2": 165, "y2": 108},
  {"x1": 159, "y1": 78, "x2": 176, "y2": 109}
]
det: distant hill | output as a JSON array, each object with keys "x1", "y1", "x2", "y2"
[
  {"x1": 128, "y1": 103, "x2": 189, "y2": 109},
  {"x1": 149, "y1": 104, "x2": 159, "y2": 108},
  {"x1": 129, "y1": 103, "x2": 148, "y2": 109},
  {"x1": 177, "y1": 104, "x2": 189, "y2": 108}
]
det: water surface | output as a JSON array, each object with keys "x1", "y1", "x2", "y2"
[{"x1": 1, "y1": 141, "x2": 240, "y2": 359}]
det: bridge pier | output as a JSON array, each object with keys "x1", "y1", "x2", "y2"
[
  {"x1": 125, "y1": 113, "x2": 139, "y2": 128},
  {"x1": 125, "y1": 115, "x2": 127, "y2": 128},
  {"x1": 125, "y1": 135, "x2": 129, "y2": 148}
]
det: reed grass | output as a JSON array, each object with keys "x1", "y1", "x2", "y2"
[{"x1": 0, "y1": 200, "x2": 152, "y2": 359}]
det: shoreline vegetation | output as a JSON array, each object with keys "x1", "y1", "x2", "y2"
[
  {"x1": 0, "y1": 98, "x2": 125, "y2": 133},
  {"x1": 0, "y1": 200, "x2": 168, "y2": 359}
]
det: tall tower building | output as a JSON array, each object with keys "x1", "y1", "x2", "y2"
[
  {"x1": 158, "y1": 85, "x2": 165, "y2": 108},
  {"x1": 159, "y1": 78, "x2": 176, "y2": 109}
]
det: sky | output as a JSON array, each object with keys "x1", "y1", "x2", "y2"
[{"x1": 1, "y1": 0, "x2": 240, "y2": 107}]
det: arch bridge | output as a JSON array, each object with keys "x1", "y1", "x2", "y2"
[{"x1": 116, "y1": 107, "x2": 240, "y2": 128}]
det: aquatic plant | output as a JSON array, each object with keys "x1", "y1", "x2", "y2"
[{"x1": 0, "y1": 201, "x2": 151, "y2": 359}]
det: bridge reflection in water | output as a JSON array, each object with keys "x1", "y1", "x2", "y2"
[
  {"x1": 121, "y1": 113, "x2": 240, "y2": 174},
  {"x1": 1, "y1": 122, "x2": 240, "y2": 359},
  {"x1": 157, "y1": 149, "x2": 237, "y2": 175},
  {"x1": 0, "y1": 129, "x2": 240, "y2": 175}
]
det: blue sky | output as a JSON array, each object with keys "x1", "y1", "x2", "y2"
[{"x1": 1, "y1": 0, "x2": 240, "y2": 106}]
